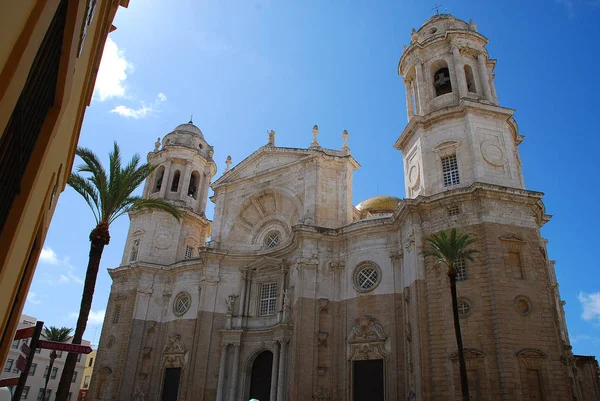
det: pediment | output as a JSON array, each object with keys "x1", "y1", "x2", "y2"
[
  {"x1": 212, "y1": 147, "x2": 315, "y2": 188},
  {"x1": 516, "y1": 348, "x2": 547, "y2": 359},
  {"x1": 499, "y1": 235, "x2": 525, "y2": 243},
  {"x1": 245, "y1": 256, "x2": 286, "y2": 271}
]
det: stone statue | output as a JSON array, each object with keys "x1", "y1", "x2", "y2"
[
  {"x1": 154, "y1": 137, "x2": 161, "y2": 152},
  {"x1": 226, "y1": 294, "x2": 238, "y2": 314},
  {"x1": 342, "y1": 129, "x2": 349, "y2": 152},
  {"x1": 225, "y1": 155, "x2": 232, "y2": 172},
  {"x1": 208, "y1": 145, "x2": 214, "y2": 159},
  {"x1": 267, "y1": 130, "x2": 275, "y2": 146},
  {"x1": 309, "y1": 124, "x2": 320, "y2": 149},
  {"x1": 283, "y1": 288, "x2": 291, "y2": 309}
]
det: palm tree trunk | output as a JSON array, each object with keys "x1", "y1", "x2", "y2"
[
  {"x1": 55, "y1": 223, "x2": 109, "y2": 401},
  {"x1": 450, "y1": 273, "x2": 470, "y2": 401}
]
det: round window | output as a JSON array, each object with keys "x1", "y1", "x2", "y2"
[
  {"x1": 173, "y1": 292, "x2": 191, "y2": 316},
  {"x1": 353, "y1": 263, "x2": 382, "y2": 293},
  {"x1": 514, "y1": 296, "x2": 532, "y2": 316},
  {"x1": 266, "y1": 232, "x2": 280, "y2": 248},
  {"x1": 457, "y1": 299, "x2": 471, "y2": 317}
]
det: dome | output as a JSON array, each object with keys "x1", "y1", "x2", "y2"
[
  {"x1": 174, "y1": 121, "x2": 204, "y2": 138},
  {"x1": 355, "y1": 196, "x2": 401, "y2": 214}
]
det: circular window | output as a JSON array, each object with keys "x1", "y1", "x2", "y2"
[
  {"x1": 514, "y1": 296, "x2": 532, "y2": 316},
  {"x1": 173, "y1": 292, "x2": 191, "y2": 316},
  {"x1": 457, "y1": 299, "x2": 471, "y2": 317},
  {"x1": 266, "y1": 232, "x2": 280, "y2": 248},
  {"x1": 429, "y1": 27, "x2": 438, "y2": 34},
  {"x1": 353, "y1": 263, "x2": 382, "y2": 293},
  {"x1": 199, "y1": 143, "x2": 204, "y2": 149}
]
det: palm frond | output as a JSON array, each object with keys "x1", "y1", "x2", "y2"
[
  {"x1": 42, "y1": 326, "x2": 73, "y2": 342},
  {"x1": 421, "y1": 228, "x2": 478, "y2": 273},
  {"x1": 108, "y1": 196, "x2": 183, "y2": 225},
  {"x1": 68, "y1": 173, "x2": 101, "y2": 224}
]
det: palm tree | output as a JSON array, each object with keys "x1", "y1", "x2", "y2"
[
  {"x1": 41, "y1": 326, "x2": 72, "y2": 401},
  {"x1": 55, "y1": 142, "x2": 182, "y2": 401},
  {"x1": 421, "y1": 228, "x2": 478, "y2": 401}
]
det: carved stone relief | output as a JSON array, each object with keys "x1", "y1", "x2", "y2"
[{"x1": 347, "y1": 315, "x2": 389, "y2": 361}]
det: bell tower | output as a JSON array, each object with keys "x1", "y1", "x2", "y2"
[
  {"x1": 395, "y1": 14, "x2": 525, "y2": 198},
  {"x1": 120, "y1": 121, "x2": 217, "y2": 266}
]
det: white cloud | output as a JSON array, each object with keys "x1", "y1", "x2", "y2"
[
  {"x1": 69, "y1": 310, "x2": 105, "y2": 325},
  {"x1": 579, "y1": 291, "x2": 600, "y2": 323},
  {"x1": 110, "y1": 92, "x2": 168, "y2": 119},
  {"x1": 556, "y1": 0, "x2": 575, "y2": 17},
  {"x1": 58, "y1": 274, "x2": 70, "y2": 284},
  {"x1": 39, "y1": 247, "x2": 59, "y2": 265},
  {"x1": 26, "y1": 292, "x2": 41, "y2": 305},
  {"x1": 94, "y1": 38, "x2": 133, "y2": 101}
]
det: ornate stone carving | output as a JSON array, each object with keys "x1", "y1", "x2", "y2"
[
  {"x1": 318, "y1": 298, "x2": 329, "y2": 312},
  {"x1": 267, "y1": 130, "x2": 275, "y2": 146},
  {"x1": 154, "y1": 230, "x2": 173, "y2": 250},
  {"x1": 163, "y1": 334, "x2": 187, "y2": 368},
  {"x1": 328, "y1": 261, "x2": 345, "y2": 271},
  {"x1": 133, "y1": 390, "x2": 146, "y2": 401},
  {"x1": 347, "y1": 315, "x2": 389, "y2": 361},
  {"x1": 404, "y1": 233, "x2": 415, "y2": 252},
  {"x1": 226, "y1": 294, "x2": 238, "y2": 314},
  {"x1": 164, "y1": 334, "x2": 185, "y2": 353},
  {"x1": 481, "y1": 140, "x2": 507, "y2": 167},
  {"x1": 390, "y1": 250, "x2": 404, "y2": 261},
  {"x1": 318, "y1": 331, "x2": 329, "y2": 347},
  {"x1": 317, "y1": 366, "x2": 328, "y2": 376},
  {"x1": 295, "y1": 255, "x2": 319, "y2": 271}
]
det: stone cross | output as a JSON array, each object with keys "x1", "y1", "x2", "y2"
[
  {"x1": 267, "y1": 130, "x2": 275, "y2": 146},
  {"x1": 225, "y1": 155, "x2": 232, "y2": 172},
  {"x1": 342, "y1": 129, "x2": 350, "y2": 152},
  {"x1": 310, "y1": 125, "x2": 320, "y2": 149}
]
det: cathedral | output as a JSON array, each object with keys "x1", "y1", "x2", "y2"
[{"x1": 88, "y1": 14, "x2": 600, "y2": 401}]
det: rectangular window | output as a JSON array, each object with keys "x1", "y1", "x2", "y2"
[
  {"x1": 508, "y1": 250, "x2": 524, "y2": 279},
  {"x1": 51, "y1": 367, "x2": 58, "y2": 379},
  {"x1": 22, "y1": 386, "x2": 30, "y2": 399},
  {"x1": 185, "y1": 246, "x2": 193, "y2": 259},
  {"x1": 56, "y1": 350, "x2": 63, "y2": 358},
  {"x1": 12, "y1": 340, "x2": 19, "y2": 349},
  {"x1": 35, "y1": 347, "x2": 41, "y2": 353},
  {"x1": 13, "y1": 364, "x2": 19, "y2": 373},
  {"x1": 67, "y1": 392, "x2": 72, "y2": 401},
  {"x1": 455, "y1": 257, "x2": 467, "y2": 282},
  {"x1": 77, "y1": 353, "x2": 82, "y2": 362},
  {"x1": 72, "y1": 371, "x2": 78, "y2": 383},
  {"x1": 43, "y1": 365, "x2": 49, "y2": 378},
  {"x1": 84, "y1": 375, "x2": 91, "y2": 388},
  {"x1": 37, "y1": 389, "x2": 50, "y2": 401},
  {"x1": 113, "y1": 304, "x2": 121, "y2": 324},
  {"x1": 260, "y1": 282, "x2": 277, "y2": 316},
  {"x1": 88, "y1": 357, "x2": 94, "y2": 367},
  {"x1": 130, "y1": 239, "x2": 140, "y2": 262},
  {"x1": 448, "y1": 205, "x2": 460, "y2": 216},
  {"x1": 4, "y1": 359, "x2": 13, "y2": 372},
  {"x1": 29, "y1": 363, "x2": 37, "y2": 376},
  {"x1": 442, "y1": 154, "x2": 460, "y2": 187}
]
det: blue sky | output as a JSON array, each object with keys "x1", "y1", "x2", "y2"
[{"x1": 23, "y1": 0, "x2": 600, "y2": 355}]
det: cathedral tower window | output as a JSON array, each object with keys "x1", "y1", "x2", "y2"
[
  {"x1": 353, "y1": 262, "x2": 382, "y2": 293},
  {"x1": 265, "y1": 232, "x2": 280, "y2": 248},
  {"x1": 184, "y1": 245, "x2": 193, "y2": 259},
  {"x1": 112, "y1": 305, "x2": 121, "y2": 324},
  {"x1": 442, "y1": 154, "x2": 460, "y2": 186},
  {"x1": 173, "y1": 292, "x2": 191, "y2": 316},
  {"x1": 455, "y1": 257, "x2": 467, "y2": 281},
  {"x1": 153, "y1": 166, "x2": 165, "y2": 193},
  {"x1": 188, "y1": 171, "x2": 199, "y2": 199},
  {"x1": 457, "y1": 299, "x2": 471, "y2": 317},
  {"x1": 259, "y1": 282, "x2": 277, "y2": 316},
  {"x1": 433, "y1": 62, "x2": 452, "y2": 96},
  {"x1": 464, "y1": 64, "x2": 477, "y2": 93},
  {"x1": 170, "y1": 170, "x2": 181, "y2": 192},
  {"x1": 129, "y1": 239, "x2": 140, "y2": 263}
]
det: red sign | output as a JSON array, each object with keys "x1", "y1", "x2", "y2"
[
  {"x1": 0, "y1": 377, "x2": 20, "y2": 387},
  {"x1": 20, "y1": 343, "x2": 30, "y2": 357},
  {"x1": 16, "y1": 355, "x2": 27, "y2": 372},
  {"x1": 14, "y1": 326, "x2": 35, "y2": 340},
  {"x1": 38, "y1": 341, "x2": 92, "y2": 354}
]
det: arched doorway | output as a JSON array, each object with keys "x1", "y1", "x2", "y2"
[{"x1": 249, "y1": 351, "x2": 273, "y2": 401}]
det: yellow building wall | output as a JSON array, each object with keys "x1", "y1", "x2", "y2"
[{"x1": 0, "y1": 0, "x2": 129, "y2": 365}]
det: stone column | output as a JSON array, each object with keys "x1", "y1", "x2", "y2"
[
  {"x1": 270, "y1": 341, "x2": 280, "y2": 401},
  {"x1": 277, "y1": 268, "x2": 287, "y2": 323},
  {"x1": 228, "y1": 343, "x2": 241, "y2": 401},
  {"x1": 276, "y1": 340, "x2": 287, "y2": 401},
  {"x1": 414, "y1": 62, "x2": 427, "y2": 114},
  {"x1": 477, "y1": 53, "x2": 493, "y2": 102},
  {"x1": 216, "y1": 344, "x2": 229, "y2": 401},
  {"x1": 404, "y1": 79, "x2": 414, "y2": 120},
  {"x1": 158, "y1": 160, "x2": 172, "y2": 198},
  {"x1": 198, "y1": 172, "x2": 210, "y2": 215},
  {"x1": 180, "y1": 161, "x2": 193, "y2": 201},
  {"x1": 452, "y1": 47, "x2": 468, "y2": 98}
]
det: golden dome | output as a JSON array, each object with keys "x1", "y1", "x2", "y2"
[{"x1": 355, "y1": 196, "x2": 401, "y2": 214}]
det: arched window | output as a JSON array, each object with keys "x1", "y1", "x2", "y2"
[
  {"x1": 464, "y1": 64, "x2": 477, "y2": 93},
  {"x1": 187, "y1": 171, "x2": 199, "y2": 199},
  {"x1": 153, "y1": 166, "x2": 165, "y2": 193},
  {"x1": 170, "y1": 170, "x2": 181, "y2": 192},
  {"x1": 433, "y1": 63, "x2": 452, "y2": 96}
]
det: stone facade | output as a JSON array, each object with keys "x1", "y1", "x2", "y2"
[{"x1": 88, "y1": 14, "x2": 599, "y2": 401}]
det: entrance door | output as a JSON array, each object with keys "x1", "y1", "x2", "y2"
[
  {"x1": 160, "y1": 367, "x2": 182, "y2": 401},
  {"x1": 353, "y1": 359, "x2": 384, "y2": 401},
  {"x1": 249, "y1": 351, "x2": 274, "y2": 401}
]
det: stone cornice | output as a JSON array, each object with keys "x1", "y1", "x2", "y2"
[{"x1": 394, "y1": 99, "x2": 517, "y2": 150}]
